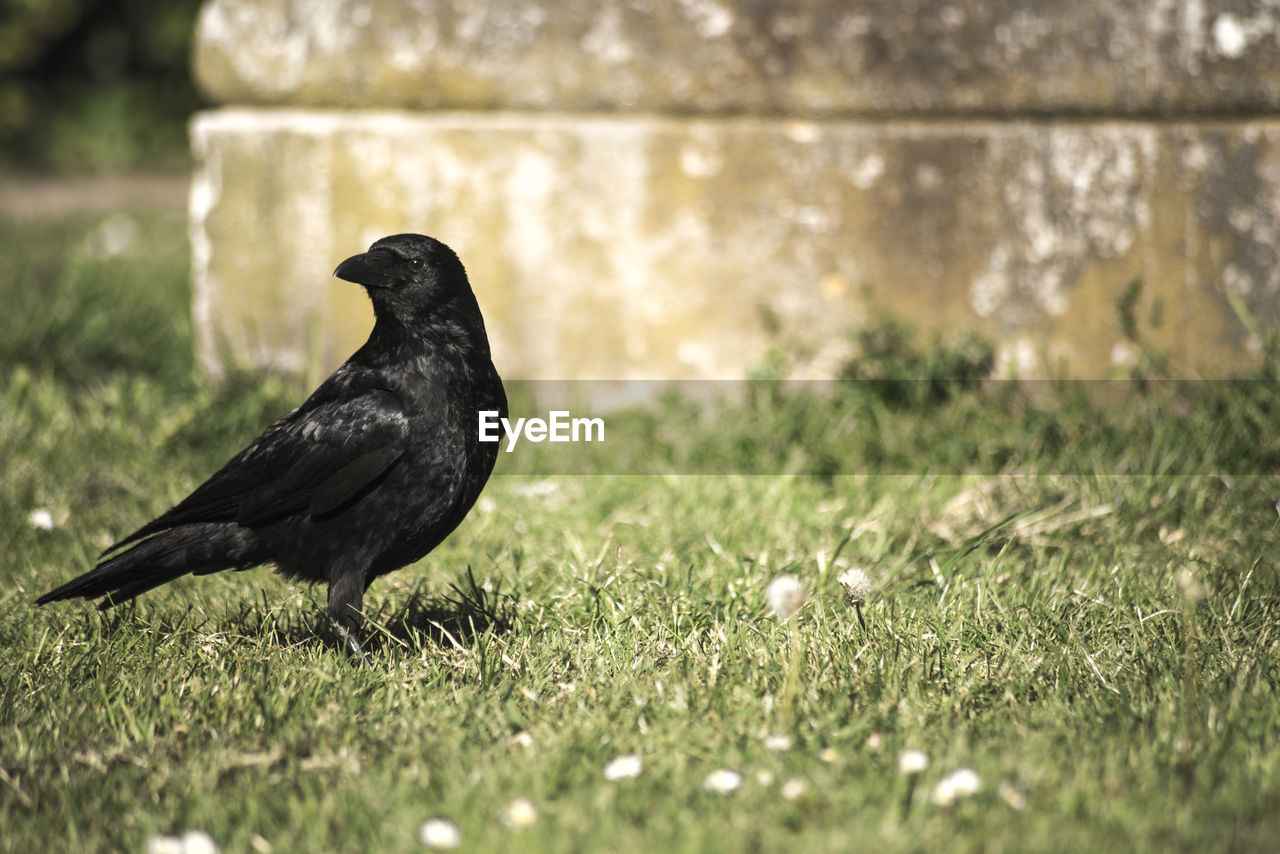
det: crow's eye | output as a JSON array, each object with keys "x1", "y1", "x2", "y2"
[{"x1": 408, "y1": 258, "x2": 425, "y2": 271}]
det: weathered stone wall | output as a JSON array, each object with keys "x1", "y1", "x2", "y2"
[
  {"x1": 194, "y1": 0, "x2": 1280, "y2": 116},
  {"x1": 189, "y1": 0, "x2": 1280, "y2": 381}
]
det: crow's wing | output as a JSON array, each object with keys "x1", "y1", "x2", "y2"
[{"x1": 107, "y1": 388, "x2": 409, "y2": 553}]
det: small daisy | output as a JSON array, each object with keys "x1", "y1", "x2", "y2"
[
  {"x1": 703, "y1": 768, "x2": 743, "y2": 794},
  {"x1": 504, "y1": 798, "x2": 538, "y2": 828},
  {"x1": 145, "y1": 831, "x2": 219, "y2": 854},
  {"x1": 419, "y1": 818, "x2": 462, "y2": 849},
  {"x1": 766, "y1": 575, "x2": 806, "y2": 621},
  {"x1": 603, "y1": 754, "x2": 643, "y2": 781},
  {"x1": 932, "y1": 768, "x2": 981, "y2": 806},
  {"x1": 780, "y1": 778, "x2": 808, "y2": 801},
  {"x1": 763, "y1": 733, "x2": 793, "y2": 752},
  {"x1": 180, "y1": 832, "x2": 219, "y2": 854},
  {"x1": 898, "y1": 749, "x2": 928, "y2": 774},
  {"x1": 145, "y1": 837, "x2": 184, "y2": 854}
]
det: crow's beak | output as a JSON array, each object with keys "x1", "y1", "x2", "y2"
[{"x1": 333, "y1": 252, "x2": 390, "y2": 287}]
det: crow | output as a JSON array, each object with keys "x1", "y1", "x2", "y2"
[{"x1": 37, "y1": 233, "x2": 507, "y2": 658}]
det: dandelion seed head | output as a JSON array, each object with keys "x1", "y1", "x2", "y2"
[
  {"x1": 837, "y1": 567, "x2": 872, "y2": 603},
  {"x1": 603, "y1": 754, "x2": 643, "y2": 781},
  {"x1": 504, "y1": 798, "x2": 538, "y2": 828},
  {"x1": 898, "y1": 749, "x2": 928, "y2": 774},
  {"x1": 703, "y1": 768, "x2": 742, "y2": 793},
  {"x1": 766, "y1": 575, "x2": 806, "y2": 620},
  {"x1": 1177, "y1": 567, "x2": 1206, "y2": 603},
  {"x1": 419, "y1": 818, "x2": 462, "y2": 849},
  {"x1": 780, "y1": 778, "x2": 808, "y2": 800}
]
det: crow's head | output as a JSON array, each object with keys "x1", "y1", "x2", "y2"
[{"x1": 334, "y1": 234, "x2": 474, "y2": 325}]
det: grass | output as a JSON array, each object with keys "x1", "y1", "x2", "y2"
[{"x1": 2, "y1": 211, "x2": 1279, "y2": 853}]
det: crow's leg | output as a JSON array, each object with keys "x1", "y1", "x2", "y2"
[{"x1": 327, "y1": 570, "x2": 368, "y2": 661}]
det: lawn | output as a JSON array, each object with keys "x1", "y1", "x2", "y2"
[{"x1": 2, "y1": 210, "x2": 1279, "y2": 853}]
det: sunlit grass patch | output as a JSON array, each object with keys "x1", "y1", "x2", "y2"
[{"x1": 2, "y1": 213, "x2": 1279, "y2": 852}]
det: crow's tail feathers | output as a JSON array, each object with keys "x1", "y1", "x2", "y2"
[{"x1": 36, "y1": 525, "x2": 256, "y2": 609}]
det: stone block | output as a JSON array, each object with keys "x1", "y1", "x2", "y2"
[
  {"x1": 194, "y1": 0, "x2": 1280, "y2": 116},
  {"x1": 190, "y1": 109, "x2": 1280, "y2": 382}
]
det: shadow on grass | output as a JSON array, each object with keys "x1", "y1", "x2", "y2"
[
  {"x1": 67, "y1": 567, "x2": 514, "y2": 662},
  {"x1": 364, "y1": 567, "x2": 515, "y2": 656}
]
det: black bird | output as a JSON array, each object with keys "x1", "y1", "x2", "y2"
[{"x1": 37, "y1": 234, "x2": 507, "y2": 657}]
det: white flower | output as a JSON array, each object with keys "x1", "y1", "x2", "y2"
[
  {"x1": 818, "y1": 747, "x2": 840, "y2": 763},
  {"x1": 510, "y1": 731, "x2": 534, "y2": 749},
  {"x1": 763, "y1": 733, "x2": 793, "y2": 752},
  {"x1": 145, "y1": 832, "x2": 219, "y2": 854},
  {"x1": 932, "y1": 768, "x2": 981, "y2": 806},
  {"x1": 898, "y1": 749, "x2": 928, "y2": 774},
  {"x1": 836, "y1": 567, "x2": 872, "y2": 602},
  {"x1": 931, "y1": 783, "x2": 958, "y2": 807},
  {"x1": 504, "y1": 798, "x2": 538, "y2": 828},
  {"x1": 145, "y1": 837, "x2": 184, "y2": 854},
  {"x1": 180, "y1": 831, "x2": 219, "y2": 854},
  {"x1": 755, "y1": 769, "x2": 775, "y2": 786},
  {"x1": 28, "y1": 509, "x2": 55, "y2": 531},
  {"x1": 703, "y1": 768, "x2": 743, "y2": 793},
  {"x1": 603, "y1": 754, "x2": 643, "y2": 781},
  {"x1": 948, "y1": 768, "x2": 981, "y2": 796},
  {"x1": 865, "y1": 732, "x2": 884, "y2": 752},
  {"x1": 766, "y1": 575, "x2": 806, "y2": 620},
  {"x1": 780, "y1": 778, "x2": 808, "y2": 801},
  {"x1": 419, "y1": 818, "x2": 462, "y2": 849}
]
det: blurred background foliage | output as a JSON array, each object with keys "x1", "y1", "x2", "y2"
[{"x1": 0, "y1": 0, "x2": 203, "y2": 174}]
